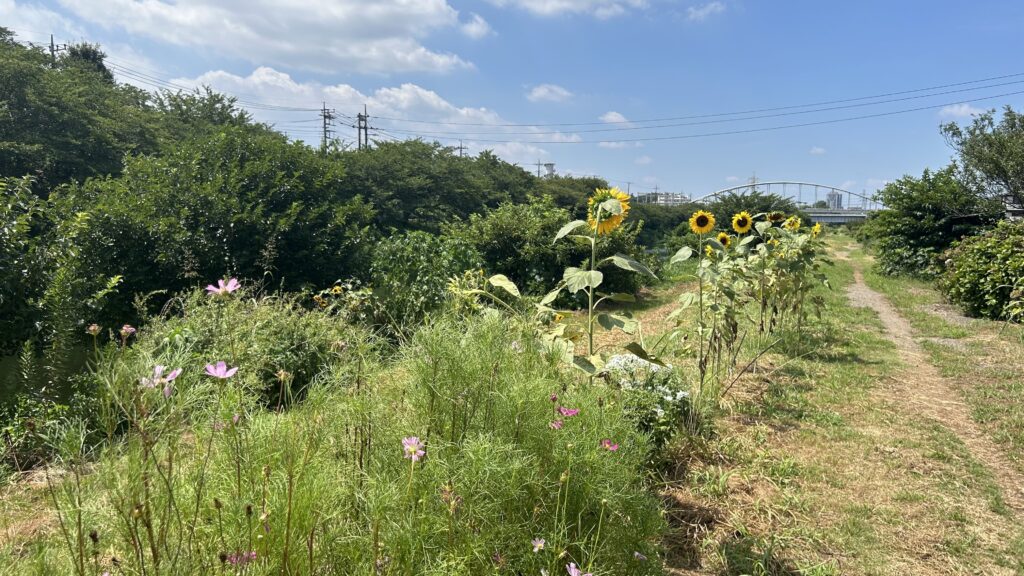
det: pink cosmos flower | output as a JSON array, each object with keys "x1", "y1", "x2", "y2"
[
  {"x1": 120, "y1": 324, "x2": 136, "y2": 338},
  {"x1": 226, "y1": 551, "x2": 257, "y2": 566},
  {"x1": 549, "y1": 420, "x2": 564, "y2": 430},
  {"x1": 206, "y1": 278, "x2": 241, "y2": 296},
  {"x1": 600, "y1": 439, "x2": 619, "y2": 452},
  {"x1": 566, "y1": 562, "x2": 592, "y2": 576},
  {"x1": 140, "y1": 365, "x2": 182, "y2": 389},
  {"x1": 402, "y1": 436, "x2": 425, "y2": 461},
  {"x1": 532, "y1": 538, "x2": 545, "y2": 552},
  {"x1": 205, "y1": 361, "x2": 238, "y2": 379},
  {"x1": 557, "y1": 406, "x2": 579, "y2": 418}
]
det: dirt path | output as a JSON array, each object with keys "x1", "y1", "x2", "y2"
[{"x1": 846, "y1": 267, "x2": 1024, "y2": 512}]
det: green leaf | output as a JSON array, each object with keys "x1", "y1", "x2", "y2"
[
  {"x1": 487, "y1": 274, "x2": 520, "y2": 297},
  {"x1": 623, "y1": 342, "x2": 666, "y2": 367},
  {"x1": 540, "y1": 285, "x2": 563, "y2": 306},
  {"x1": 597, "y1": 312, "x2": 638, "y2": 334},
  {"x1": 554, "y1": 220, "x2": 588, "y2": 243},
  {"x1": 676, "y1": 292, "x2": 697, "y2": 308},
  {"x1": 604, "y1": 292, "x2": 636, "y2": 303},
  {"x1": 564, "y1": 267, "x2": 603, "y2": 293},
  {"x1": 572, "y1": 355, "x2": 598, "y2": 375},
  {"x1": 755, "y1": 221, "x2": 772, "y2": 235},
  {"x1": 599, "y1": 198, "x2": 624, "y2": 215},
  {"x1": 739, "y1": 235, "x2": 757, "y2": 246},
  {"x1": 706, "y1": 238, "x2": 724, "y2": 251},
  {"x1": 670, "y1": 246, "x2": 693, "y2": 265},
  {"x1": 603, "y1": 253, "x2": 656, "y2": 277}
]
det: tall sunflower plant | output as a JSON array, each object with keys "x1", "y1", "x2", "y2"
[{"x1": 475, "y1": 188, "x2": 659, "y2": 379}]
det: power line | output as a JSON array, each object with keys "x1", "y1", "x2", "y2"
[
  {"x1": 371, "y1": 88, "x2": 1024, "y2": 145},
  {"x1": 373, "y1": 70, "x2": 1024, "y2": 128},
  {"x1": 374, "y1": 79, "x2": 1024, "y2": 137}
]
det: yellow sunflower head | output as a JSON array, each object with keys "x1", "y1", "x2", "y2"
[
  {"x1": 812, "y1": 222, "x2": 822, "y2": 237},
  {"x1": 689, "y1": 210, "x2": 716, "y2": 235},
  {"x1": 716, "y1": 231, "x2": 731, "y2": 248},
  {"x1": 704, "y1": 244, "x2": 715, "y2": 258},
  {"x1": 767, "y1": 211, "x2": 786, "y2": 223},
  {"x1": 783, "y1": 216, "x2": 802, "y2": 232},
  {"x1": 587, "y1": 187, "x2": 630, "y2": 235},
  {"x1": 731, "y1": 211, "x2": 753, "y2": 234}
]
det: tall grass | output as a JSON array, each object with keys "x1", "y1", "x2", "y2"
[{"x1": 10, "y1": 292, "x2": 665, "y2": 575}]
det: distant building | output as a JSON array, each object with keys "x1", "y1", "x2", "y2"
[
  {"x1": 634, "y1": 192, "x2": 690, "y2": 206},
  {"x1": 825, "y1": 190, "x2": 843, "y2": 210},
  {"x1": 1006, "y1": 194, "x2": 1024, "y2": 220}
]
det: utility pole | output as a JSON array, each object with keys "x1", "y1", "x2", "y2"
[
  {"x1": 533, "y1": 160, "x2": 543, "y2": 177},
  {"x1": 319, "y1": 102, "x2": 336, "y2": 155},
  {"x1": 356, "y1": 105, "x2": 369, "y2": 150},
  {"x1": 48, "y1": 34, "x2": 66, "y2": 65},
  {"x1": 456, "y1": 140, "x2": 466, "y2": 157}
]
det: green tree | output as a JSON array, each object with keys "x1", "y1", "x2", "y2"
[
  {"x1": 863, "y1": 165, "x2": 1002, "y2": 276},
  {"x1": 57, "y1": 127, "x2": 375, "y2": 322},
  {"x1": 0, "y1": 28, "x2": 159, "y2": 191},
  {"x1": 942, "y1": 106, "x2": 1024, "y2": 209}
]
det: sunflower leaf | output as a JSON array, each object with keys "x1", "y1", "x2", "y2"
[
  {"x1": 755, "y1": 221, "x2": 773, "y2": 235},
  {"x1": 564, "y1": 267, "x2": 603, "y2": 293},
  {"x1": 597, "y1": 312, "x2": 638, "y2": 334},
  {"x1": 670, "y1": 246, "x2": 693, "y2": 264},
  {"x1": 739, "y1": 235, "x2": 757, "y2": 246},
  {"x1": 602, "y1": 254, "x2": 656, "y2": 277},
  {"x1": 623, "y1": 342, "x2": 666, "y2": 367},
  {"x1": 599, "y1": 198, "x2": 624, "y2": 215},
  {"x1": 540, "y1": 285, "x2": 563, "y2": 306},
  {"x1": 554, "y1": 220, "x2": 588, "y2": 243},
  {"x1": 603, "y1": 292, "x2": 636, "y2": 303},
  {"x1": 571, "y1": 355, "x2": 598, "y2": 375},
  {"x1": 487, "y1": 274, "x2": 520, "y2": 298}
]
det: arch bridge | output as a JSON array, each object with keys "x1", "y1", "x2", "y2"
[{"x1": 636, "y1": 181, "x2": 881, "y2": 224}]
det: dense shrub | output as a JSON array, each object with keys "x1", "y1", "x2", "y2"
[
  {"x1": 860, "y1": 166, "x2": 1002, "y2": 277},
  {"x1": 367, "y1": 231, "x2": 482, "y2": 331},
  {"x1": 939, "y1": 220, "x2": 1024, "y2": 319},
  {"x1": 53, "y1": 127, "x2": 376, "y2": 325},
  {"x1": 451, "y1": 198, "x2": 655, "y2": 300}
]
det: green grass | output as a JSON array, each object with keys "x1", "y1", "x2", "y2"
[{"x1": 671, "y1": 233, "x2": 1024, "y2": 575}]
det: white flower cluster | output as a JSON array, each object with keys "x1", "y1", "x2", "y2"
[{"x1": 605, "y1": 354, "x2": 688, "y2": 419}]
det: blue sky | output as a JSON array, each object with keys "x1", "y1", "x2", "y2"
[{"x1": 6, "y1": 0, "x2": 1024, "y2": 198}]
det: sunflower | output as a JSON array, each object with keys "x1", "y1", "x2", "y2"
[
  {"x1": 704, "y1": 244, "x2": 715, "y2": 258},
  {"x1": 689, "y1": 210, "x2": 716, "y2": 234},
  {"x1": 783, "y1": 216, "x2": 802, "y2": 231},
  {"x1": 767, "y1": 211, "x2": 786, "y2": 223},
  {"x1": 811, "y1": 222, "x2": 822, "y2": 237},
  {"x1": 731, "y1": 211, "x2": 753, "y2": 234},
  {"x1": 716, "y1": 231, "x2": 731, "y2": 248},
  {"x1": 587, "y1": 187, "x2": 631, "y2": 235}
]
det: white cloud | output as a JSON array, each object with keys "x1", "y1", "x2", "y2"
[
  {"x1": 687, "y1": 1, "x2": 725, "y2": 21},
  {"x1": 597, "y1": 141, "x2": 642, "y2": 149},
  {"x1": 809, "y1": 146, "x2": 826, "y2": 156},
  {"x1": 599, "y1": 110, "x2": 631, "y2": 125},
  {"x1": 526, "y1": 83, "x2": 573, "y2": 103},
  {"x1": 839, "y1": 180, "x2": 856, "y2": 190},
  {"x1": 461, "y1": 13, "x2": 493, "y2": 39},
  {"x1": 865, "y1": 178, "x2": 891, "y2": 191},
  {"x1": 634, "y1": 155, "x2": 652, "y2": 165},
  {"x1": 53, "y1": 0, "x2": 471, "y2": 74},
  {"x1": 939, "y1": 103, "x2": 984, "y2": 119},
  {"x1": 168, "y1": 66, "x2": 558, "y2": 164},
  {"x1": 1, "y1": 0, "x2": 85, "y2": 41},
  {"x1": 725, "y1": 175, "x2": 741, "y2": 183},
  {"x1": 488, "y1": 0, "x2": 647, "y2": 18}
]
